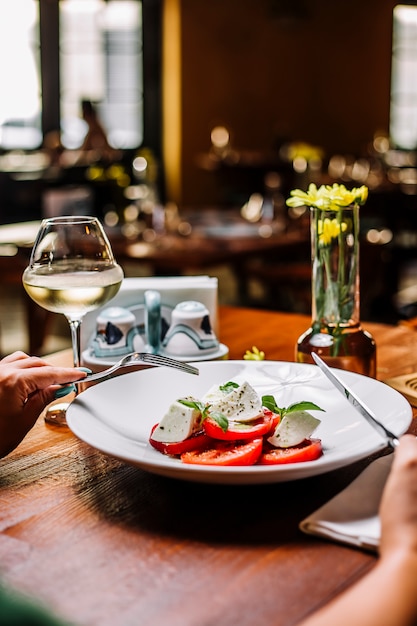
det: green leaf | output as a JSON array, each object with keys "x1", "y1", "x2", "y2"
[
  {"x1": 208, "y1": 411, "x2": 229, "y2": 432},
  {"x1": 178, "y1": 398, "x2": 208, "y2": 417},
  {"x1": 178, "y1": 398, "x2": 204, "y2": 411},
  {"x1": 219, "y1": 381, "x2": 239, "y2": 393},
  {"x1": 262, "y1": 395, "x2": 283, "y2": 414},
  {"x1": 284, "y1": 401, "x2": 325, "y2": 415},
  {"x1": 261, "y1": 395, "x2": 324, "y2": 418},
  {"x1": 178, "y1": 399, "x2": 229, "y2": 431}
]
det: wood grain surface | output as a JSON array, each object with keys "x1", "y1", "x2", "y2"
[{"x1": 1, "y1": 306, "x2": 416, "y2": 626}]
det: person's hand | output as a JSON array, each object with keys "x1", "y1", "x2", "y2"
[
  {"x1": 379, "y1": 434, "x2": 417, "y2": 562},
  {"x1": 0, "y1": 351, "x2": 87, "y2": 458}
]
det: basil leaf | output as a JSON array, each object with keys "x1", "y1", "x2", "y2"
[
  {"x1": 261, "y1": 394, "x2": 283, "y2": 414},
  {"x1": 219, "y1": 381, "x2": 239, "y2": 393},
  {"x1": 261, "y1": 395, "x2": 324, "y2": 418},
  {"x1": 178, "y1": 399, "x2": 207, "y2": 416},
  {"x1": 284, "y1": 401, "x2": 325, "y2": 415},
  {"x1": 178, "y1": 398, "x2": 210, "y2": 416},
  {"x1": 208, "y1": 411, "x2": 229, "y2": 432}
]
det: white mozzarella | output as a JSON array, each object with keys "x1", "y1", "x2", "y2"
[
  {"x1": 202, "y1": 381, "x2": 262, "y2": 422},
  {"x1": 151, "y1": 397, "x2": 202, "y2": 443},
  {"x1": 267, "y1": 411, "x2": 321, "y2": 448}
]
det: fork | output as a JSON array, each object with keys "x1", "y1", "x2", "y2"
[{"x1": 66, "y1": 352, "x2": 199, "y2": 385}]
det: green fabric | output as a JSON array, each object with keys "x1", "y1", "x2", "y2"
[{"x1": 0, "y1": 585, "x2": 67, "y2": 626}]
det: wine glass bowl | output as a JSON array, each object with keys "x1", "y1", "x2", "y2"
[{"x1": 23, "y1": 215, "x2": 124, "y2": 425}]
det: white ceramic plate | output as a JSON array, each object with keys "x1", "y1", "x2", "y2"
[{"x1": 66, "y1": 361, "x2": 412, "y2": 485}]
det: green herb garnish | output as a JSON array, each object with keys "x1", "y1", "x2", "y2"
[
  {"x1": 179, "y1": 399, "x2": 209, "y2": 417},
  {"x1": 262, "y1": 395, "x2": 324, "y2": 417},
  {"x1": 208, "y1": 411, "x2": 229, "y2": 432},
  {"x1": 219, "y1": 381, "x2": 239, "y2": 393},
  {"x1": 178, "y1": 399, "x2": 229, "y2": 432}
]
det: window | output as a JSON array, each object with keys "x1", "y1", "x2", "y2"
[
  {"x1": 0, "y1": 1, "x2": 41, "y2": 150},
  {"x1": 0, "y1": 0, "x2": 161, "y2": 155},
  {"x1": 390, "y1": 4, "x2": 417, "y2": 149},
  {"x1": 60, "y1": 0, "x2": 143, "y2": 150}
]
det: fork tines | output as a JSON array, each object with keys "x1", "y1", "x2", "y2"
[{"x1": 140, "y1": 353, "x2": 199, "y2": 375}]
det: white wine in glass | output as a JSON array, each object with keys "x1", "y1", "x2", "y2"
[{"x1": 22, "y1": 215, "x2": 124, "y2": 426}]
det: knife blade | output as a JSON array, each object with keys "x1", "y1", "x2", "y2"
[{"x1": 311, "y1": 352, "x2": 400, "y2": 449}]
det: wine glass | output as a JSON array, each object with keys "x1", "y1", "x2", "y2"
[{"x1": 22, "y1": 215, "x2": 124, "y2": 426}]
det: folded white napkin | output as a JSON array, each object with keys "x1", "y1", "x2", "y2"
[{"x1": 300, "y1": 454, "x2": 394, "y2": 552}]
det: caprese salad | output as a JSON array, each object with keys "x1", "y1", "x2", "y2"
[{"x1": 149, "y1": 380, "x2": 324, "y2": 466}]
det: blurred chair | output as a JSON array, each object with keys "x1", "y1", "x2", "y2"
[
  {"x1": 0, "y1": 249, "x2": 51, "y2": 356},
  {"x1": 242, "y1": 235, "x2": 312, "y2": 313},
  {"x1": 244, "y1": 258, "x2": 312, "y2": 313}
]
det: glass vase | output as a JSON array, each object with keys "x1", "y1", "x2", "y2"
[{"x1": 296, "y1": 204, "x2": 376, "y2": 377}]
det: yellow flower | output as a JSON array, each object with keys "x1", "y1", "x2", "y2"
[
  {"x1": 286, "y1": 183, "x2": 368, "y2": 210},
  {"x1": 243, "y1": 346, "x2": 265, "y2": 361},
  {"x1": 354, "y1": 185, "x2": 368, "y2": 204},
  {"x1": 318, "y1": 218, "x2": 347, "y2": 246},
  {"x1": 286, "y1": 183, "x2": 327, "y2": 209},
  {"x1": 286, "y1": 142, "x2": 324, "y2": 162}
]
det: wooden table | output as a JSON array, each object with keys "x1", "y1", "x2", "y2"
[{"x1": 1, "y1": 306, "x2": 417, "y2": 626}]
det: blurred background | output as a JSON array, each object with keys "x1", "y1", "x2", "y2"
[{"x1": 1, "y1": 0, "x2": 417, "y2": 355}]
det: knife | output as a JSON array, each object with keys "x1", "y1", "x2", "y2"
[{"x1": 311, "y1": 352, "x2": 400, "y2": 449}]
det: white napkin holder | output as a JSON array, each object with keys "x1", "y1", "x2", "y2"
[{"x1": 80, "y1": 275, "x2": 219, "y2": 353}]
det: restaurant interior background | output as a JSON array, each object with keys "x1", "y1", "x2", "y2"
[{"x1": 1, "y1": 0, "x2": 417, "y2": 356}]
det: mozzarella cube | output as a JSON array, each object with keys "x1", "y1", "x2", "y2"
[
  {"x1": 151, "y1": 396, "x2": 202, "y2": 443},
  {"x1": 267, "y1": 411, "x2": 321, "y2": 448},
  {"x1": 202, "y1": 381, "x2": 262, "y2": 422}
]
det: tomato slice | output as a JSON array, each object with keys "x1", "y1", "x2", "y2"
[
  {"x1": 263, "y1": 408, "x2": 281, "y2": 434},
  {"x1": 259, "y1": 439, "x2": 323, "y2": 465},
  {"x1": 181, "y1": 438, "x2": 263, "y2": 466},
  {"x1": 203, "y1": 411, "x2": 274, "y2": 441},
  {"x1": 149, "y1": 424, "x2": 212, "y2": 456}
]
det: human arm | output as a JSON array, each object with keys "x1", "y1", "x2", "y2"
[
  {"x1": 299, "y1": 434, "x2": 417, "y2": 626},
  {"x1": 0, "y1": 351, "x2": 87, "y2": 458}
]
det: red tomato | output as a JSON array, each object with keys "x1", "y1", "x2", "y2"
[
  {"x1": 263, "y1": 408, "x2": 281, "y2": 434},
  {"x1": 259, "y1": 439, "x2": 323, "y2": 465},
  {"x1": 149, "y1": 424, "x2": 211, "y2": 456},
  {"x1": 181, "y1": 438, "x2": 263, "y2": 466},
  {"x1": 203, "y1": 411, "x2": 274, "y2": 441}
]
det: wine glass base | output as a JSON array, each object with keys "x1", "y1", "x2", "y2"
[{"x1": 44, "y1": 402, "x2": 70, "y2": 427}]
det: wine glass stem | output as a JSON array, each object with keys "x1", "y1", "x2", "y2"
[{"x1": 68, "y1": 318, "x2": 82, "y2": 368}]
